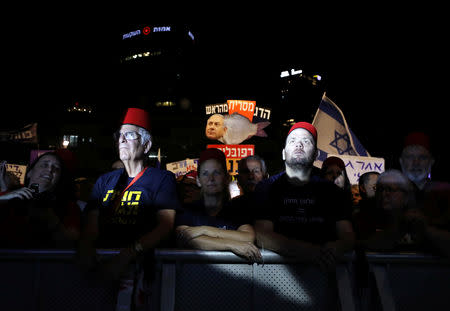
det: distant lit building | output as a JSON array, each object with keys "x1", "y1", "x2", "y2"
[
  {"x1": 66, "y1": 101, "x2": 92, "y2": 114},
  {"x1": 278, "y1": 66, "x2": 325, "y2": 127},
  {"x1": 119, "y1": 23, "x2": 197, "y2": 111}
]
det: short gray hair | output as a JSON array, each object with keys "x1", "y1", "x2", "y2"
[
  {"x1": 239, "y1": 154, "x2": 268, "y2": 177},
  {"x1": 377, "y1": 169, "x2": 412, "y2": 193},
  {"x1": 138, "y1": 127, "x2": 152, "y2": 147}
]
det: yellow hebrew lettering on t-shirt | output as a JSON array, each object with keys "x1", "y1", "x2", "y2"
[
  {"x1": 122, "y1": 191, "x2": 129, "y2": 201},
  {"x1": 127, "y1": 191, "x2": 141, "y2": 202},
  {"x1": 103, "y1": 190, "x2": 114, "y2": 202}
]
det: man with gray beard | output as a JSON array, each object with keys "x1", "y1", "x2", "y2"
[
  {"x1": 398, "y1": 131, "x2": 450, "y2": 258},
  {"x1": 253, "y1": 122, "x2": 355, "y2": 272}
]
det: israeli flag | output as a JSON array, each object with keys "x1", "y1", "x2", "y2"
[{"x1": 312, "y1": 94, "x2": 370, "y2": 168}]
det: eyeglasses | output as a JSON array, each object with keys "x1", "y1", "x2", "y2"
[{"x1": 114, "y1": 131, "x2": 141, "y2": 141}]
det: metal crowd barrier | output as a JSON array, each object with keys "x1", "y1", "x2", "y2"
[
  {"x1": 364, "y1": 252, "x2": 450, "y2": 311},
  {"x1": 0, "y1": 249, "x2": 449, "y2": 311},
  {"x1": 152, "y1": 249, "x2": 357, "y2": 311},
  {"x1": 0, "y1": 248, "x2": 120, "y2": 311}
]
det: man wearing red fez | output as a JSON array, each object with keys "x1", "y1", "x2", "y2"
[
  {"x1": 253, "y1": 122, "x2": 355, "y2": 272},
  {"x1": 398, "y1": 131, "x2": 450, "y2": 258},
  {"x1": 399, "y1": 131, "x2": 434, "y2": 191},
  {"x1": 79, "y1": 107, "x2": 180, "y2": 310}
]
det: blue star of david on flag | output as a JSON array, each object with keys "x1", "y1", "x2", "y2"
[
  {"x1": 312, "y1": 94, "x2": 370, "y2": 166},
  {"x1": 329, "y1": 130, "x2": 357, "y2": 155}
]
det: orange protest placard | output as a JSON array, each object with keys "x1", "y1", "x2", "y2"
[
  {"x1": 207, "y1": 144, "x2": 255, "y2": 176},
  {"x1": 227, "y1": 100, "x2": 256, "y2": 122}
]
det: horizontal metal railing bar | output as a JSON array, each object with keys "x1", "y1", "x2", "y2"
[
  {"x1": 0, "y1": 248, "x2": 120, "y2": 260},
  {"x1": 365, "y1": 251, "x2": 450, "y2": 264},
  {"x1": 0, "y1": 248, "x2": 448, "y2": 264},
  {"x1": 154, "y1": 248, "x2": 356, "y2": 264}
]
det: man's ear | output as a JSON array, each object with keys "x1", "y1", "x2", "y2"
[
  {"x1": 282, "y1": 148, "x2": 286, "y2": 161},
  {"x1": 196, "y1": 176, "x2": 202, "y2": 188},
  {"x1": 143, "y1": 141, "x2": 152, "y2": 155}
]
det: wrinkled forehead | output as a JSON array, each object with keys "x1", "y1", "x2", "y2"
[
  {"x1": 120, "y1": 124, "x2": 141, "y2": 132},
  {"x1": 32, "y1": 154, "x2": 62, "y2": 170},
  {"x1": 402, "y1": 144, "x2": 431, "y2": 157},
  {"x1": 208, "y1": 114, "x2": 224, "y2": 123},
  {"x1": 246, "y1": 159, "x2": 262, "y2": 169},
  {"x1": 285, "y1": 128, "x2": 314, "y2": 144},
  {"x1": 377, "y1": 174, "x2": 409, "y2": 190}
]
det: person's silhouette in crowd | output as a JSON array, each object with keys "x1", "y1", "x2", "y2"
[
  {"x1": 0, "y1": 151, "x2": 80, "y2": 248},
  {"x1": 352, "y1": 171, "x2": 380, "y2": 240},
  {"x1": 358, "y1": 169, "x2": 422, "y2": 251},
  {"x1": 78, "y1": 107, "x2": 180, "y2": 310},
  {"x1": 398, "y1": 131, "x2": 450, "y2": 257},
  {"x1": 175, "y1": 148, "x2": 262, "y2": 262},
  {"x1": 254, "y1": 122, "x2": 355, "y2": 272}
]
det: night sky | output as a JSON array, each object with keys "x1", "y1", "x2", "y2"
[{"x1": 3, "y1": 13, "x2": 449, "y2": 177}]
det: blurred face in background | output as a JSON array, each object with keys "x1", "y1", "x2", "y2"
[
  {"x1": 198, "y1": 159, "x2": 228, "y2": 196},
  {"x1": 323, "y1": 164, "x2": 346, "y2": 189},
  {"x1": 27, "y1": 154, "x2": 62, "y2": 193},
  {"x1": 351, "y1": 185, "x2": 362, "y2": 206},
  {"x1": 363, "y1": 173, "x2": 379, "y2": 199},
  {"x1": 400, "y1": 145, "x2": 434, "y2": 186},
  {"x1": 376, "y1": 175, "x2": 409, "y2": 211},
  {"x1": 238, "y1": 159, "x2": 265, "y2": 194}
]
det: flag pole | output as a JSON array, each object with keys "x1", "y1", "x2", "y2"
[{"x1": 311, "y1": 92, "x2": 327, "y2": 124}]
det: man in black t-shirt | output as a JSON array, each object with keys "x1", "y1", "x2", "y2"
[{"x1": 254, "y1": 122, "x2": 355, "y2": 271}]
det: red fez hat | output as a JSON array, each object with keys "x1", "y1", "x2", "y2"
[
  {"x1": 121, "y1": 108, "x2": 151, "y2": 131},
  {"x1": 199, "y1": 148, "x2": 227, "y2": 172},
  {"x1": 403, "y1": 131, "x2": 430, "y2": 152},
  {"x1": 322, "y1": 156, "x2": 346, "y2": 170},
  {"x1": 288, "y1": 122, "x2": 317, "y2": 141}
]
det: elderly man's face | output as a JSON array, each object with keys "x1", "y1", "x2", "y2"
[
  {"x1": 283, "y1": 128, "x2": 316, "y2": 169},
  {"x1": 400, "y1": 145, "x2": 434, "y2": 185},
  {"x1": 376, "y1": 176, "x2": 408, "y2": 210},
  {"x1": 238, "y1": 159, "x2": 265, "y2": 193},
  {"x1": 205, "y1": 114, "x2": 226, "y2": 140},
  {"x1": 117, "y1": 124, "x2": 147, "y2": 162}
]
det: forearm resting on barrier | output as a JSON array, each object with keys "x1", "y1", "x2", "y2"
[
  {"x1": 176, "y1": 224, "x2": 255, "y2": 244},
  {"x1": 183, "y1": 235, "x2": 262, "y2": 261}
]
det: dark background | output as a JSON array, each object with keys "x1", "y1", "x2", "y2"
[{"x1": 2, "y1": 11, "x2": 449, "y2": 180}]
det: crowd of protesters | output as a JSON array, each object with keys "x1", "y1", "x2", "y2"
[{"x1": 1, "y1": 107, "x2": 449, "y2": 310}]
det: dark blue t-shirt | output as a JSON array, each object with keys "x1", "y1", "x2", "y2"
[
  {"x1": 254, "y1": 171, "x2": 352, "y2": 245},
  {"x1": 87, "y1": 167, "x2": 180, "y2": 247},
  {"x1": 175, "y1": 199, "x2": 249, "y2": 231}
]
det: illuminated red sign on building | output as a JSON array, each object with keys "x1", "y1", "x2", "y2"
[{"x1": 142, "y1": 26, "x2": 151, "y2": 35}]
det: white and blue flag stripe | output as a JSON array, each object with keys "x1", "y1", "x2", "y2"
[{"x1": 312, "y1": 94, "x2": 370, "y2": 167}]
